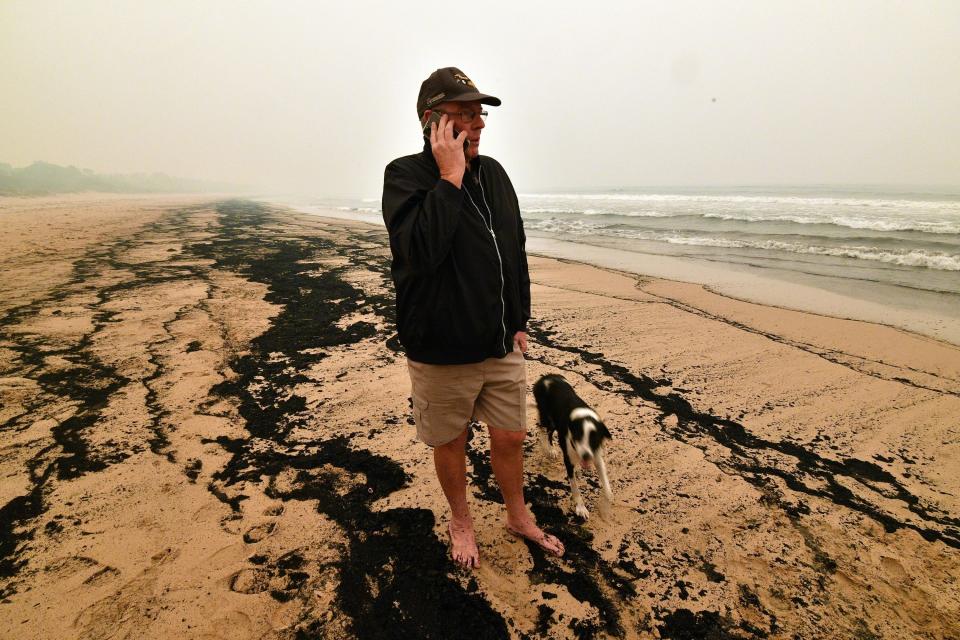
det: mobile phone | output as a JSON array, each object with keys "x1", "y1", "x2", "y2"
[
  {"x1": 422, "y1": 111, "x2": 471, "y2": 153},
  {"x1": 422, "y1": 111, "x2": 443, "y2": 136}
]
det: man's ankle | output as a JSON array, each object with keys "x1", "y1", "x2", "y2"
[
  {"x1": 506, "y1": 511, "x2": 534, "y2": 527},
  {"x1": 450, "y1": 513, "x2": 473, "y2": 527}
]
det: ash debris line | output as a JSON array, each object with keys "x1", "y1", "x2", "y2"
[
  {"x1": 205, "y1": 201, "x2": 774, "y2": 638},
  {"x1": 0, "y1": 207, "x2": 209, "y2": 597},
  {"x1": 193, "y1": 200, "x2": 508, "y2": 638},
  {"x1": 526, "y1": 321, "x2": 960, "y2": 549}
]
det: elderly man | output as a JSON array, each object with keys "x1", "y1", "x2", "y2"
[{"x1": 381, "y1": 67, "x2": 564, "y2": 568}]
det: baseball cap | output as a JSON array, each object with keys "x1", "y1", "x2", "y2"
[{"x1": 416, "y1": 67, "x2": 501, "y2": 118}]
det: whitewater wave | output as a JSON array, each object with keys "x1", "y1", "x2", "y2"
[
  {"x1": 520, "y1": 204, "x2": 960, "y2": 234},
  {"x1": 664, "y1": 237, "x2": 960, "y2": 271},
  {"x1": 336, "y1": 206, "x2": 381, "y2": 214},
  {"x1": 527, "y1": 218, "x2": 960, "y2": 271},
  {"x1": 698, "y1": 212, "x2": 960, "y2": 234},
  {"x1": 520, "y1": 192, "x2": 960, "y2": 210}
]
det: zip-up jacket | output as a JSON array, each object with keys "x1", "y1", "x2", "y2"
[{"x1": 382, "y1": 140, "x2": 530, "y2": 364}]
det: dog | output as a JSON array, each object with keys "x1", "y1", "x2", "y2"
[{"x1": 533, "y1": 374, "x2": 612, "y2": 519}]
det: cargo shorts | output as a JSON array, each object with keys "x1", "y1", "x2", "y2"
[{"x1": 406, "y1": 349, "x2": 527, "y2": 447}]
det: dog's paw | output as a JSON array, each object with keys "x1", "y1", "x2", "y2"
[
  {"x1": 597, "y1": 496, "x2": 613, "y2": 520},
  {"x1": 574, "y1": 502, "x2": 590, "y2": 520},
  {"x1": 538, "y1": 441, "x2": 558, "y2": 460}
]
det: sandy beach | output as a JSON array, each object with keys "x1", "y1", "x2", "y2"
[{"x1": 2, "y1": 194, "x2": 958, "y2": 639}]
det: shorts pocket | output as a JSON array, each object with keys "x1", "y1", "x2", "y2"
[
  {"x1": 412, "y1": 395, "x2": 429, "y2": 425},
  {"x1": 412, "y1": 394, "x2": 472, "y2": 446}
]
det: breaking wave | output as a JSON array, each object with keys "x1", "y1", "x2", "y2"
[{"x1": 527, "y1": 217, "x2": 960, "y2": 271}]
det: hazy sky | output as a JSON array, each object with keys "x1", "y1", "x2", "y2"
[{"x1": 2, "y1": 1, "x2": 958, "y2": 197}]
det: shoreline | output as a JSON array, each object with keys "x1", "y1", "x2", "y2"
[
  {"x1": 2, "y1": 195, "x2": 958, "y2": 639},
  {"x1": 527, "y1": 234, "x2": 960, "y2": 348},
  {"x1": 280, "y1": 202, "x2": 960, "y2": 347},
  {"x1": 528, "y1": 238, "x2": 960, "y2": 353}
]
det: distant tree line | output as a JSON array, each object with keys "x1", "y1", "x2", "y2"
[{"x1": 0, "y1": 161, "x2": 241, "y2": 195}]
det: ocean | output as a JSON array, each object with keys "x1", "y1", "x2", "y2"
[
  {"x1": 274, "y1": 185, "x2": 960, "y2": 344},
  {"x1": 518, "y1": 186, "x2": 960, "y2": 292}
]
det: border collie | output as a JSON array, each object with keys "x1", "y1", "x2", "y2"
[{"x1": 533, "y1": 374, "x2": 613, "y2": 519}]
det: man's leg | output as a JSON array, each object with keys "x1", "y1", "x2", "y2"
[
  {"x1": 489, "y1": 426, "x2": 564, "y2": 556},
  {"x1": 433, "y1": 429, "x2": 479, "y2": 568}
]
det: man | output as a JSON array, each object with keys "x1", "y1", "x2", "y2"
[{"x1": 381, "y1": 67, "x2": 564, "y2": 569}]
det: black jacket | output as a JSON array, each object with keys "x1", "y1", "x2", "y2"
[{"x1": 382, "y1": 140, "x2": 530, "y2": 364}]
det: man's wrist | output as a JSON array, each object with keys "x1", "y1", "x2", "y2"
[{"x1": 440, "y1": 173, "x2": 463, "y2": 189}]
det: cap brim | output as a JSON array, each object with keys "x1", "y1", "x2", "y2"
[{"x1": 445, "y1": 91, "x2": 501, "y2": 107}]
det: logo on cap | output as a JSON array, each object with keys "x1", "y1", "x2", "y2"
[
  {"x1": 452, "y1": 73, "x2": 476, "y2": 88},
  {"x1": 425, "y1": 92, "x2": 446, "y2": 108}
]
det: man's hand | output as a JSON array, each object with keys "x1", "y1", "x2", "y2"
[
  {"x1": 514, "y1": 331, "x2": 528, "y2": 353},
  {"x1": 429, "y1": 113, "x2": 467, "y2": 188}
]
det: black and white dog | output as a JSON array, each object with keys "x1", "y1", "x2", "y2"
[{"x1": 533, "y1": 374, "x2": 613, "y2": 519}]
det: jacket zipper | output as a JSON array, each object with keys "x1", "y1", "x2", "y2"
[{"x1": 464, "y1": 166, "x2": 509, "y2": 355}]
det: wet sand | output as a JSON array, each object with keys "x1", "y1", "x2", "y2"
[
  {"x1": 525, "y1": 235, "x2": 960, "y2": 347},
  {"x1": 1, "y1": 195, "x2": 958, "y2": 639}
]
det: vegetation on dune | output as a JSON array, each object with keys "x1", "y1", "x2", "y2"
[{"x1": 0, "y1": 160, "x2": 240, "y2": 195}]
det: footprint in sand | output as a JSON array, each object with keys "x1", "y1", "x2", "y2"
[
  {"x1": 200, "y1": 610, "x2": 253, "y2": 639},
  {"x1": 44, "y1": 555, "x2": 98, "y2": 578},
  {"x1": 262, "y1": 504, "x2": 284, "y2": 516},
  {"x1": 229, "y1": 568, "x2": 271, "y2": 594},
  {"x1": 74, "y1": 548, "x2": 178, "y2": 639},
  {"x1": 880, "y1": 555, "x2": 909, "y2": 580},
  {"x1": 242, "y1": 521, "x2": 277, "y2": 543},
  {"x1": 82, "y1": 565, "x2": 121, "y2": 587},
  {"x1": 44, "y1": 555, "x2": 120, "y2": 589}
]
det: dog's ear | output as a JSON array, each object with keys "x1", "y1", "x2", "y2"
[{"x1": 598, "y1": 420, "x2": 612, "y2": 439}]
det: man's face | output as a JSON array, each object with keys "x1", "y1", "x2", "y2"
[{"x1": 425, "y1": 100, "x2": 486, "y2": 161}]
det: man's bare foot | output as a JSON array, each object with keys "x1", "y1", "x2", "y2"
[
  {"x1": 448, "y1": 518, "x2": 480, "y2": 569},
  {"x1": 505, "y1": 517, "x2": 565, "y2": 557}
]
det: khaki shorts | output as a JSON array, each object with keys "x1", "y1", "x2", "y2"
[{"x1": 407, "y1": 350, "x2": 527, "y2": 447}]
